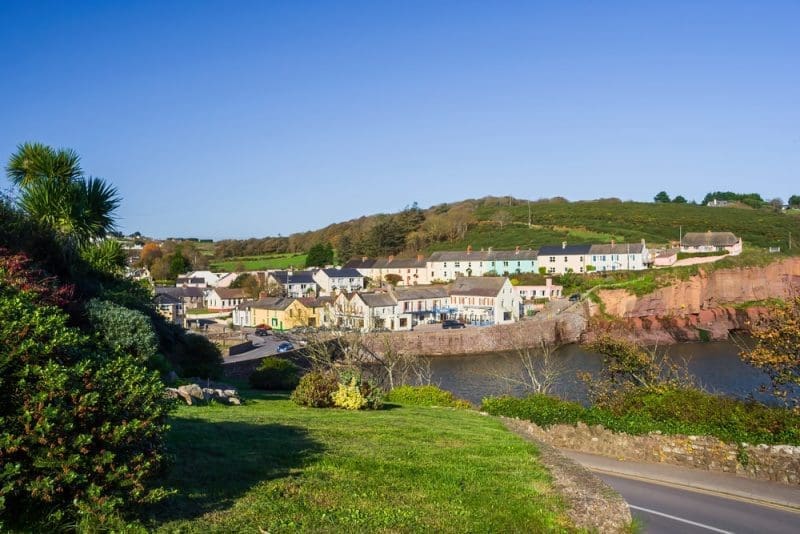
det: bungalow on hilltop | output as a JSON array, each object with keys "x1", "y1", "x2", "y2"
[
  {"x1": 680, "y1": 232, "x2": 742, "y2": 256},
  {"x1": 427, "y1": 246, "x2": 539, "y2": 282}
]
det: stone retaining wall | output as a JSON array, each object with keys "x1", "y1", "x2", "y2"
[
  {"x1": 364, "y1": 307, "x2": 587, "y2": 356},
  {"x1": 513, "y1": 419, "x2": 800, "y2": 485}
]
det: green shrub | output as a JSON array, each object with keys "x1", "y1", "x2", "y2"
[
  {"x1": 338, "y1": 370, "x2": 383, "y2": 410},
  {"x1": 332, "y1": 379, "x2": 367, "y2": 410},
  {"x1": 0, "y1": 284, "x2": 172, "y2": 529},
  {"x1": 291, "y1": 370, "x2": 339, "y2": 407},
  {"x1": 387, "y1": 385, "x2": 472, "y2": 409},
  {"x1": 481, "y1": 394, "x2": 584, "y2": 426},
  {"x1": 86, "y1": 298, "x2": 161, "y2": 363},
  {"x1": 249, "y1": 357, "x2": 300, "y2": 390}
]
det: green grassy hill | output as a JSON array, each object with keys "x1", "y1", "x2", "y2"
[
  {"x1": 447, "y1": 199, "x2": 798, "y2": 252},
  {"x1": 140, "y1": 392, "x2": 572, "y2": 532}
]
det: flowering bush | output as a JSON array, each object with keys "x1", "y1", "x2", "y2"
[
  {"x1": 291, "y1": 370, "x2": 339, "y2": 407},
  {"x1": 332, "y1": 378, "x2": 368, "y2": 410}
]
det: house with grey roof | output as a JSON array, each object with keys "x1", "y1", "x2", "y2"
[
  {"x1": 427, "y1": 246, "x2": 538, "y2": 281},
  {"x1": 537, "y1": 243, "x2": 592, "y2": 274},
  {"x1": 391, "y1": 285, "x2": 452, "y2": 324},
  {"x1": 268, "y1": 270, "x2": 320, "y2": 298},
  {"x1": 587, "y1": 241, "x2": 650, "y2": 272},
  {"x1": 448, "y1": 276, "x2": 520, "y2": 325},
  {"x1": 205, "y1": 287, "x2": 249, "y2": 311},
  {"x1": 680, "y1": 232, "x2": 742, "y2": 256},
  {"x1": 313, "y1": 268, "x2": 365, "y2": 296}
]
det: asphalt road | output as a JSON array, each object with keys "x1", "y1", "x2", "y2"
[
  {"x1": 599, "y1": 473, "x2": 800, "y2": 534},
  {"x1": 223, "y1": 334, "x2": 289, "y2": 363}
]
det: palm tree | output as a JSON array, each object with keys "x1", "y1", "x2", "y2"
[{"x1": 5, "y1": 142, "x2": 120, "y2": 250}]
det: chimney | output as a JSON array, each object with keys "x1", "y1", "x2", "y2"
[
  {"x1": 467, "y1": 245, "x2": 473, "y2": 254},
  {"x1": 641, "y1": 239, "x2": 646, "y2": 246},
  {"x1": 417, "y1": 254, "x2": 424, "y2": 262},
  {"x1": 488, "y1": 246, "x2": 493, "y2": 253},
  {"x1": 562, "y1": 241, "x2": 567, "y2": 250},
  {"x1": 545, "y1": 277, "x2": 552, "y2": 288},
  {"x1": 388, "y1": 255, "x2": 395, "y2": 262},
  {"x1": 611, "y1": 239, "x2": 616, "y2": 246},
  {"x1": 362, "y1": 256, "x2": 368, "y2": 262},
  {"x1": 515, "y1": 246, "x2": 520, "y2": 254}
]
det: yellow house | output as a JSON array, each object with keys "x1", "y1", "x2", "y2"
[
  {"x1": 244, "y1": 296, "x2": 334, "y2": 331},
  {"x1": 295, "y1": 296, "x2": 333, "y2": 328}
]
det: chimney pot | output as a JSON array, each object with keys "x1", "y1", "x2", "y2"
[
  {"x1": 611, "y1": 239, "x2": 616, "y2": 246},
  {"x1": 515, "y1": 246, "x2": 520, "y2": 254},
  {"x1": 488, "y1": 246, "x2": 493, "y2": 253},
  {"x1": 417, "y1": 254, "x2": 424, "y2": 262},
  {"x1": 362, "y1": 256, "x2": 368, "y2": 262},
  {"x1": 388, "y1": 255, "x2": 394, "y2": 261},
  {"x1": 467, "y1": 245, "x2": 473, "y2": 253},
  {"x1": 562, "y1": 241, "x2": 567, "y2": 250}
]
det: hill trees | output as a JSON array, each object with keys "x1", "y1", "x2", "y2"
[
  {"x1": 789, "y1": 195, "x2": 800, "y2": 208},
  {"x1": 306, "y1": 242, "x2": 335, "y2": 267},
  {"x1": 653, "y1": 191, "x2": 671, "y2": 203}
]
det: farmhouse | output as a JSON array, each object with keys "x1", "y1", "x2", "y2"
[{"x1": 681, "y1": 232, "x2": 742, "y2": 256}]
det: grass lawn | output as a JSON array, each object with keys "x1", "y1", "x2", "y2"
[
  {"x1": 139, "y1": 391, "x2": 573, "y2": 532},
  {"x1": 210, "y1": 253, "x2": 308, "y2": 271}
]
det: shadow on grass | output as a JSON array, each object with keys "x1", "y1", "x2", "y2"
[{"x1": 139, "y1": 419, "x2": 323, "y2": 525}]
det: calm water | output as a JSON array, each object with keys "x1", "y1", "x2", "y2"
[{"x1": 426, "y1": 341, "x2": 781, "y2": 405}]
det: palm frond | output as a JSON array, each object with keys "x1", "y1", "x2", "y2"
[{"x1": 80, "y1": 238, "x2": 126, "y2": 274}]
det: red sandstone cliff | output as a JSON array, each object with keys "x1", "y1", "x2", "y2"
[{"x1": 590, "y1": 257, "x2": 800, "y2": 342}]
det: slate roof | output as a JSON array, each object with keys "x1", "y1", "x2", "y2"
[
  {"x1": 682, "y1": 232, "x2": 740, "y2": 247},
  {"x1": 588, "y1": 243, "x2": 645, "y2": 255},
  {"x1": 297, "y1": 296, "x2": 333, "y2": 308},
  {"x1": 449, "y1": 276, "x2": 507, "y2": 297},
  {"x1": 156, "y1": 286, "x2": 204, "y2": 299},
  {"x1": 270, "y1": 270, "x2": 317, "y2": 284},
  {"x1": 154, "y1": 292, "x2": 182, "y2": 305},
  {"x1": 537, "y1": 244, "x2": 592, "y2": 256},
  {"x1": 321, "y1": 268, "x2": 364, "y2": 278},
  {"x1": 357, "y1": 293, "x2": 397, "y2": 308},
  {"x1": 428, "y1": 249, "x2": 538, "y2": 262},
  {"x1": 343, "y1": 258, "x2": 378, "y2": 269},
  {"x1": 392, "y1": 285, "x2": 450, "y2": 301},
  {"x1": 176, "y1": 276, "x2": 206, "y2": 285},
  {"x1": 372, "y1": 257, "x2": 428, "y2": 269}
]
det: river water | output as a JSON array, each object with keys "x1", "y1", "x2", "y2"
[{"x1": 426, "y1": 341, "x2": 780, "y2": 405}]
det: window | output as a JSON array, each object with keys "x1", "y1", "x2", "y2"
[
  {"x1": 579, "y1": 256, "x2": 583, "y2": 262},
  {"x1": 564, "y1": 256, "x2": 568, "y2": 262},
  {"x1": 454, "y1": 261, "x2": 460, "y2": 268},
  {"x1": 579, "y1": 267, "x2": 584, "y2": 273},
  {"x1": 517, "y1": 261, "x2": 521, "y2": 267},
  {"x1": 443, "y1": 262, "x2": 447, "y2": 267},
  {"x1": 503, "y1": 261, "x2": 509, "y2": 267},
  {"x1": 548, "y1": 267, "x2": 556, "y2": 273},
  {"x1": 549, "y1": 256, "x2": 556, "y2": 263}
]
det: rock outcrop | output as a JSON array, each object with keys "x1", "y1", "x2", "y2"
[
  {"x1": 165, "y1": 382, "x2": 242, "y2": 405},
  {"x1": 591, "y1": 257, "x2": 800, "y2": 343}
]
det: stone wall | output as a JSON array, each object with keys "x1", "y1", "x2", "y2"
[
  {"x1": 364, "y1": 306, "x2": 587, "y2": 356},
  {"x1": 512, "y1": 419, "x2": 800, "y2": 485}
]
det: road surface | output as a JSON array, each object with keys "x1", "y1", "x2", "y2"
[{"x1": 599, "y1": 473, "x2": 799, "y2": 533}]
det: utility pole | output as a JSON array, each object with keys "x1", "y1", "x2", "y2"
[
  {"x1": 528, "y1": 200, "x2": 532, "y2": 228},
  {"x1": 679, "y1": 225, "x2": 682, "y2": 248}
]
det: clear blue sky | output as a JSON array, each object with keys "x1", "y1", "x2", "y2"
[{"x1": 1, "y1": 1, "x2": 798, "y2": 239}]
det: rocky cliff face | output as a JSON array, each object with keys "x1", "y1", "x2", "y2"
[{"x1": 591, "y1": 258, "x2": 800, "y2": 343}]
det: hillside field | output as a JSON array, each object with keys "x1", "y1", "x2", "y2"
[{"x1": 209, "y1": 253, "x2": 308, "y2": 271}]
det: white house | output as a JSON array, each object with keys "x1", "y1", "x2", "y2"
[
  {"x1": 351, "y1": 292, "x2": 400, "y2": 332},
  {"x1": 313, "y1": 268, "x2": 365, "y2": 296},
  {"x1": 427, "y1": 246, "x2": 539, "y2": 282},
  {"x1": 680, "y1": 232, "x2": 742, "y2": 256},
  {"x1": 268, "y1": 270, "x2": 320, "y2": 297},
  {"x1": 448, "y1": 277, "x2": 520, "y2": 325},
  {"x1": 512, "y1": 278, "x2": 563, "y2": 301},
  {"x1": 537, "y1": 243, "x2": 592, "y2": 275},
  {"x1": 205, "y1": 288, "x2": 249, "y2": 311},
  {"x1": 392, "y1": 285, "x2": 452, "y2": 325},
  {"x1": 588, "y1": 241, "x2": 650, "y2": 272},
  {"x1": 177, "y1": 270, "x2": 228, "y2": 287}
]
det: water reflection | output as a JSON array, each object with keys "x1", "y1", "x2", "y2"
[{"x1": 426, "y1": 341, "x2": 778, "y2": 405}]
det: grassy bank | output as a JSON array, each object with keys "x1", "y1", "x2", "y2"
[
  {"x1": 210, "y1": 253, "x2": 308, "y2": 271},
  {"x1": 139, "y1": 391, "x2": 573, "y2": 532},
  {"x1": 482, "y1": 389, "x2": 800, "y2": 446}
]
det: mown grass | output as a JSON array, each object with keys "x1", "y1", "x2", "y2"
[
  {"x1": 210, "y1": 253, "x2": 308, "y2": 271},
  {"x1": 139, "y1": 391, "x2": 573, "y2": 533}
]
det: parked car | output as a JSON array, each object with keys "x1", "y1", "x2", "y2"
[
  {"x1": 254, "y1": 328, "x2": 271, "y2": 336},
  {"x1": 277, "y1": 341, "x2": 294, "y2": 353},
  {"x1": 442, "y1": 319, "x2": 466, "y2": 329},
  {"x1": 568, "y1": 293, "x2": 581, "y2": 302}
]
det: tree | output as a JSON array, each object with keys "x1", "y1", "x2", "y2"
[
  {"x1": 384, "y1": 273, "x2": 403, "y2": 286},
  {"x1": 168, "y1": 253, "x2": 191, "y2": 278},
  {"x1": 672, "y1": 195, "x2": 688, "y2": 203},
  {"x1": 337, "y1": 234, "x2": 355, "y2": 262},
  {"x1": 492, "y1": 209, "x2": 513, "y2": 229},
  {"x1": 653, "y1": 191, "x2": 671, "y2": 203},
  {"x1": 306, "y1": 242, "x2": 334, "y2": 268},
  {"x1": 740, "y1": 297, "x2": 800, "y2": 407},
  {"x1": 789, "y1": 195, "x2": 800, "y2": 208},
  {"x1": 140, "y1": 242, "x2": 163, "y2": 268},
  {"x1": 769, "y1": 197, "x2": 784, "y2": 211},
  {"x1": 486, "y1": 336, "x2": 567, "y2": 395},
  {"x1": 6, "y1": 142, "x2": 120, "y2": 250}
]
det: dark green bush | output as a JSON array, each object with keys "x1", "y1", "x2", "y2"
[
  {"x1": 387, "y1": 385, "x2": 472, "y2": 409},
  {"x1": 86, "y1": 298, "x2": 160, "y2": 362},
  {"x1": 0, "y1": 284, "x2": 172, "y2": 529},
  {"x1": 291, "y1": 370, "x2": 339, "y2": 407},
  {"x1": 173, "y1": 332, "x2": 224, "y2": 379},
  {"x1": 249, "y1": 357, "x2": 300, "y2": 390},
  {"x1": 338, "y1": 370, "x2": 384, "y2": 410}
]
